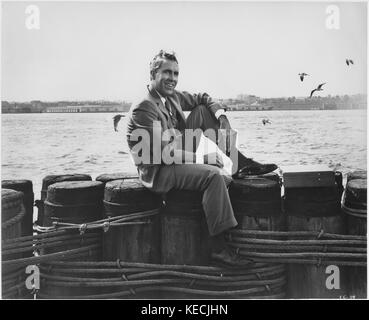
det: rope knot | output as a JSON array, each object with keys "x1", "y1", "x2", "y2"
[
  {"x1": 317, "y1": 229, "x2": 324, "y2": 239},
  {"x1": 116, "y1": 259, "x2": 121, "y2": 269},
  {"x1": 102, "y1": 221, "x2": 110, "y2": 233},
  {"x1": 188, "y1": 279, "x2": 196, "y2": 288},
  {"x1": 121, "y1": 272, "x2": 135, "y2": 295},
  {"x1": 79, "y1": 223, "x2": 87, "y2": 235}
]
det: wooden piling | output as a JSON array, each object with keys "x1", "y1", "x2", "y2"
[
  {"x1": 36, "y1": 174, "x2": 92, "y2": 226},
  {"x1": 39, "y1": 180, "x2": 104, "y2": 299},
  {"x1": 2, "y1": 179, "x2": 34, "y2": 238},
  {"x1": 285, "y1": 184, "x2": 347, "y2": 298},
  {"x1": 2, "y1": 189, "x2": 29, "y2": 299},
  {"x1": 228, "y1": 177, "x2": 286, "y2": 298},
  {"x1": 342, "y1": 178, "x2": 367, "y2": 299}
]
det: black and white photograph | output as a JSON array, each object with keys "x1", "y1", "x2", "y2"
[{"x1": 1, "y1": 0, "x2": 367, "y2": 303}]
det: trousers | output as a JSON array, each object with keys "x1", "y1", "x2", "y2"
[{"x1": 151, "y1": 105, "x2": 238, "y2": 236}]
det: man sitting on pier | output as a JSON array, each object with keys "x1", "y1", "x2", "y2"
[{"x1": 126, "y1": 50, "x2": 277, "y2": 265}]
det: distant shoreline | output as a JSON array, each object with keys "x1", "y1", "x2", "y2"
[{"x1": 1, "y1": 108, "x2": 366, "y2": 114}]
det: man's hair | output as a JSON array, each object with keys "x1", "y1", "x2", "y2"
[{"x1": 150, "y1": 50, "x2": 178, "y2": 80}]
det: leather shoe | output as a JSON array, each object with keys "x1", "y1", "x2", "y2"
[
  {"x1": 233, "y1": 158, "x2": 278, "y2": 178},
  {"x1": 211, "y1": 248, "x2": 253, "y2": 267}
]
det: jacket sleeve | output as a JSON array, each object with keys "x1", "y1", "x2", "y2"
[
  {"x1": 127, "y1": 101, "x2": 172, "y2": 165},
  {"x1": 175, "y1": 91, "x2": 227, "y2": 115}
]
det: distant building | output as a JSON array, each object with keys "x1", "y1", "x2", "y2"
[
  {"x1": 46, "y1": 103, "x2": 131, "y2": 113},
  {"x1": 46, "y1": 106, "x2": 82, "y2": 113},
  {"x1": 323, "y1": 103, "x2": 337, "y2": 110}
]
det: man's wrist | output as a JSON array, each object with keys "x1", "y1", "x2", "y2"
[{"x1": 215, "y1": 109, "x2": 226, "y2": 119}]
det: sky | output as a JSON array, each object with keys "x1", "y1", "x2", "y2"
[{"x1": 1, "y1": 1, "x2": 367, "y2": 101}]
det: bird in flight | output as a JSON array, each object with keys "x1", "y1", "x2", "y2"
[
  {"x1": 113, "y1": 114, "x2": 125, "y2": 131},
  {"x1": 262, "y1": 118, "x2": 271, "y2": 125},
  {"x1": 298, "y1": 73, "x2": 309, "y2": 82},
  {"x1": 346, "y1": 59, "x2": 354, "y2": 66},
  {"x1": 310, "y1": 83, "x2": 326, "y2": 98}
]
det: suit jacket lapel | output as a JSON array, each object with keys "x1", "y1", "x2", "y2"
[
  {"x1": 146, "y1": 86, "x2": 170, "y2": 119},
  {"x1": 167, "y1": 96, "x2": 186, "y2": 123}
]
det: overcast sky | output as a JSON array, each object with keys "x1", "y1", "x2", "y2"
[{"x1": 1, "y1": 1, "x2": 367, "y2": 101}]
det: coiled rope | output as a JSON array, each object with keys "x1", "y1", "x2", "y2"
[{"x1": 38, "y1": 260, "x2": 286, "y2": 299}]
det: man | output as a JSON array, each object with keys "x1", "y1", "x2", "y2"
[{"x1": 125, "y1": 50, "x2": 277, "y2": 265}]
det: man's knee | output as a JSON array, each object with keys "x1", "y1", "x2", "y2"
[
  {"x1": 205, "y1": 165, "x2": 232, "y2": 186},
  {"x1": 186, "y1": 105, "x2": 218, "y2": 131}
]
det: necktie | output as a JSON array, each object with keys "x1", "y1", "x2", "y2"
[{"x1": 165, "y1": 100, "x2": 178, "y2": 128}]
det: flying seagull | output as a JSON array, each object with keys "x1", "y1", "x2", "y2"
[
  {"x1": 346, "y1": 59, "x2": 354, "y2": 66},
  {"x1": 113, "y1": 114, "x2": 125, "y2": 131},
  {"x1": 298, "y1": 73, "x2": 309, "y2": 82},
  {"x1": 310, "y1": 83, "x2": 326, "y2": 98},
  {"x1": 262, "y1": 118, "x2": 271, "y2": 125}
]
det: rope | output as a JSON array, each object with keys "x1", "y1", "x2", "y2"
[
  {"x1": 228, "y1": 229, "x2": 366, "y2": 240},
  {"x1": 29, "y1": 209, "x2": 159, "y2": 235},
  {"x1": 103, "y1": 199, "x2": 161, "y2": 208},
  {"x1": 240, "y1": 257, "x2": 366, "y2": 267},
  {"x1": 39, "y1": 274, "x2": 286, "y2": 289},
  {"x1": 38, "y1": 266, "x2": 286, "y2": 298},
  {"x1": 342, "y1": 203, "x2": 367, "y2": 218},
  {"x1": 2, "y1": 232, "x2": 99, "y2": 250},
  {"x1": 37, "y1": 283, "x2": 285, "y2": 299},
  {"x1": 39, "y1": 260, "x2": 280, "y2": 274},
  {"x1": 3, "y1": 244, "x2": 101, "y2": 267},
  {"x1": 44, "y1": 200, "x2": 101, "y2": 208},
  {"x1": 226, "y1": 237, "x2": 366, "y2": 246},
  {"x1": 233, "y1": 250, "x2": 366, "y2": 259},
  {"x1": 225, "y1": 242, "x2": 366, "y2": 253},
  {"x1": 3, "y1": 237, "x2": 99, "y2": 256}
]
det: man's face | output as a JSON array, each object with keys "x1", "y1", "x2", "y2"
[{"x1": 151, "y1": 59, "x2": 179, "y2": 97}]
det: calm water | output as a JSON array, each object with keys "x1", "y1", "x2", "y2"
[{"x1": 1, "y1": 110, "x2": 367, "y2": 198}]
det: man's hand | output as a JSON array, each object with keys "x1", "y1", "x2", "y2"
[
  {"x1": 204, "y1": 152, "x2": 224, "y2": 168},
  {"x1": 218, "y1": 115, "x2": 231, "y2": 156},
  {"x1": 219, "y1": 114, "x2": 231, "y2": 130}
]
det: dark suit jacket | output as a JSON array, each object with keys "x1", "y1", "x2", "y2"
[{"x1": 126, "y1": 86, "x2": 225, "y2": 189}]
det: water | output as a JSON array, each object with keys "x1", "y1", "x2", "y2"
[{"x1": 1, "y1": 109, "x2": 367, "y2": 199}]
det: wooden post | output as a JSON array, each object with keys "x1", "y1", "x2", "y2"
[
  {"x1": 39, "y1": 180, "x2": 104, "y2": 299},
  {"x1": 2, "y1": 189, "x2": 29, "y2": 299},
  {"x1": 285, "y1": 185, "x2": 347, "y2": 298},
  {"x1": 228, "y1": 177, "x2": 286, "y2": 298},
  {"x1": 36, "y1": 174, "x2": 91, "y2": 226},
  {"x1": 161, "y1": 190, "x2": 211, "y2": 266},
  {"x1": 343, "y1": 178, "x2": 367, "y2": 299},
  {"x1": 2, "y1": 180, "x2": 34, "y2": 238},
  {"x1": 160, "y1": 189, "x2": 211, "y2": 299},
  {"x1": 102, "y1": 178, "x2": 162, "y2": 299},
  {"x1": 103, "y1": 179, "x2": 162, "y2": 263}
]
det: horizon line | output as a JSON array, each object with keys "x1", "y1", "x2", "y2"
[{"x1": 2, "y1": 92, "x2": 367, "y2": 104}]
